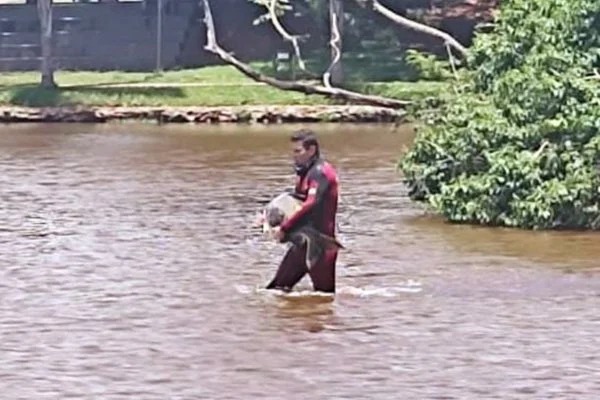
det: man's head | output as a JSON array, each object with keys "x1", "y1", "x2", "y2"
[{"x1": 290, "y1": 128, "x2": 320, "y2": 167}]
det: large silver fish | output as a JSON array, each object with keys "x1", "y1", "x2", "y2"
[{"x1": 261, "y1": 191, "x2": 344, "y2": 269}]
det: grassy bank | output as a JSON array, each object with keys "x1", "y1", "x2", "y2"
[{"x1": 0, "y1": 66, "x2": 447, "y2": 108}]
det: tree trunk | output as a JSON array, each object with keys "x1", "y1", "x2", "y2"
[
  {"x1": 37, "y1": 0, "x2": 57, "y2": 88},
  {"x1": 327, "y1": 0, "x2": 344, "y2": 86}
]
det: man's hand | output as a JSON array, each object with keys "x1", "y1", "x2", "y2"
[{"x1": 272, "y1": 226, "x2": 286, "y2": 243}]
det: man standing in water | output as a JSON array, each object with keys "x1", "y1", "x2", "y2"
[{"x1": 266, "y1": 129, "x2": 340, "y2": 293}]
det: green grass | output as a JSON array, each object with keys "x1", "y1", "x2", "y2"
[
  {"x1": 0, "y1": 65, "x2": 448, "y2": 108},
  {"x1": 0, "y1": 84, "x2": 329, "y2": 107},
  {"x1": 0, "y1": 64, "x2": 265, "y2": 87}
]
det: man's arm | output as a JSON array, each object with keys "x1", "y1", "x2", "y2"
[{"x1": 280, "y1": 169, "x2": 330, "y2": 234}]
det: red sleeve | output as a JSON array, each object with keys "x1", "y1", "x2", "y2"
[{"x1": 280, "y1": 170, "x2": 329, "y2": 233}]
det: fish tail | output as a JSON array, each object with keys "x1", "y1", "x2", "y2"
[
  {"x1": 300, "y1": 227, "x2": 345, "y2": 250},
  {"x1": 316, "y1": 232, "x2": 345, "y2": 250}
]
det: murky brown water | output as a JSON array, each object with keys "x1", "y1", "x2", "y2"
[{"x1": 1, "y1": 123, "x2": 599, "y2": 399}]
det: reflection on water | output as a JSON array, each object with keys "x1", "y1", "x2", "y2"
[
  {"x1": 406, "y1": 214, "x2": 600, "y2": 271},
  {"x1": 0, "y1": 122, "x2": 598, "y2": 399}
]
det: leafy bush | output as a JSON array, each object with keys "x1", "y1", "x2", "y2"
[{"x1": 399, "y1": 0, "x2": 600, "y2": 230}]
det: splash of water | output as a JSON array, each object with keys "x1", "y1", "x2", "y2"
[{"x1": 234, "y1": 279, "x2": 422, "y2": 299}]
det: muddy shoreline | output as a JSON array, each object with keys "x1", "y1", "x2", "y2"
[{"x1": 0, "y1": 105, "x2": 406, "y2": 124}]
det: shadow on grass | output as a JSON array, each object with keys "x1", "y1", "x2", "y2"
[
  {"x1": 4, "y1": 84, "x2": 185, "y2": 107},
  {"x1": 0, "y1": 79, "x2": 153, "y2": 89}
]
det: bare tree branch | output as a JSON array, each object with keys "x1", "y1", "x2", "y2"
[
  {"x1": 201, "y1": 0, "x2": 410, "y2": 109},
  {"x1": 584, "y1": 68, "x2": 600, "y2": 80},
  {"x1": 533, "y1": 141, "x2": 550, "y2": 159},
  {"x1": 266, "y1": 0, "x2": 308, "y2": 72},
  {"x1": 444, "y1": 43, "x2": 457, "y2": 77},
  {"x1": 324, "y1": 0, "x2": 343, "y2": 88},
  {"x1": 368, "y1": 0, "x2": 468, "y2": 58}
]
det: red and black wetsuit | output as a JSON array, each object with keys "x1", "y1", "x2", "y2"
[{"x1": 266, "y1": 156, "x2": 340, "y2": 293}]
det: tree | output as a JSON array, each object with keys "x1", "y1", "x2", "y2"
[
  {"x1": 37, "y1": 0, "x2": 57, "y2": 88},
  {"x1": 399, "y1": 0, "x2": 600, "y2": 230},
  {"x1": 208, "y1": 0, "x2": 475, "y2": 107},
  {"x1": 202, "y1": 0, "x2": 409, "y2": 108},
  {"x1": 249, "y1": 0, "x2": 312, "y2": 73}
]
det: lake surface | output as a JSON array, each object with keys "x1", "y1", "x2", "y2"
[{"x1": 0, "y1": 123, "x2": 598, "y2": 399}]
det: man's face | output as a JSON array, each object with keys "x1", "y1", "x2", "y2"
[{"x1": 291, "y1": 141, "x2": 315, "y2": 166}]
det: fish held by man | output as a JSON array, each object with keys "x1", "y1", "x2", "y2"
[{"x1": 260, "y1": 191, "x2": 344, "y2": 270}]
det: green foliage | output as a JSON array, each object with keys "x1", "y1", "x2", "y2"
[
  {"x1": 404, "y1": 49, "x2": 454, "y2": 81},
  {"x1": 399, "y1": 0, "x2": 600, "y2": 230}
]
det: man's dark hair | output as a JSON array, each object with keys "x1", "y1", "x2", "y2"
[{"x1": 290, "y1": 128, "x2": 320, "y2": 157}]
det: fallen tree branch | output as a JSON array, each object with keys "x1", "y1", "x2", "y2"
[
  {"x1": 368, "y1": 0, "x2": 468, "y2": 58},
  {"x1": 201, "y1": 0, "x2": 410, "y2": 109}
]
